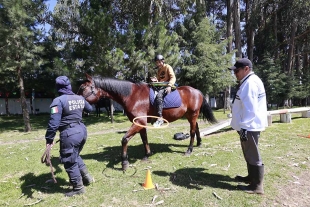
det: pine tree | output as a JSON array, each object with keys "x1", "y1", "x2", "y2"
[
  {"x1": 179, "y1": 17, "x2": 234, "y2": 96},
  {"x1": 256, "y1": 56, "x2": 293, "y2": 108},
  {"x1": 0, "y1": 0, "x2": 47, "y2": 131},
  {"x1": 142, "y1": 20, "x2": 180, "y2": 81}
]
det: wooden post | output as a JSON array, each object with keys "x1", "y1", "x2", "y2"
[
  {"x1": 301, "y1": 111, "x2": 310, "y2": 118},
  {"x1": 280, "y1": 113, "x2": 291, "y2": 123},
  {"x1": 267, "y1": 115, "x2": 272, "y2": 126}
]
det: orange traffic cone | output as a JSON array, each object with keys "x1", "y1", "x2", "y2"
[{"x1": 142, "y1": 169, "x2": 155, "y2": 190}]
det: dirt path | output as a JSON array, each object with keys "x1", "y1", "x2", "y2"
[
  {"x1": 0, "y1": 121, "x2": 196, "y2": 146},
  {"x1": 263, "y1": 170, "x2": 310, "y2": 207}
]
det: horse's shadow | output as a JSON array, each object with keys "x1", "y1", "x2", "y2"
[
  {"x1": 153, "y1": 167, "x2": 237, "y2": 191},
  {"x1": 19, "y1": 157, "x2": 67, "y2": 198},
  {"x1": 82, "y1": 142, "x2": 190, "y2": 169}
]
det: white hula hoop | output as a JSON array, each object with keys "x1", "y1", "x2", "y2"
[{"x1": 133, "y1": 115, "x2": 169, "y2": 129}]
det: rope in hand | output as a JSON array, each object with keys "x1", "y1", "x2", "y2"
[{"x1": 41, "y1": 144, "x2": 57, "y2": 183}]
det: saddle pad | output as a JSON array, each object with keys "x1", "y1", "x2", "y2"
[{"x1": 149, "y1": 88, "x2": 181, "y2": 108}]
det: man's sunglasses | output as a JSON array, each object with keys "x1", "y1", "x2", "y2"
[{"x1": 234, "y1": 67, "x2": 245, "y2": 74}]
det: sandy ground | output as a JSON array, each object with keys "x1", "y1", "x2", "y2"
[{"x1": 270, "y1": 170, "x2": 310, "y2": 207}]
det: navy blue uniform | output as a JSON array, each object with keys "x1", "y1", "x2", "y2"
[{"x1": 45, "y1": 94, "x2": 92, "y2": 185}]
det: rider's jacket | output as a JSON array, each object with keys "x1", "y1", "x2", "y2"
[{"x1": 156, "y1": 63, "x2": 176, "y2": 87}]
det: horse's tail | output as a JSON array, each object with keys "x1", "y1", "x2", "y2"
[{"x1": 200, "y1": 96, "x2": 218, "y2": 124}]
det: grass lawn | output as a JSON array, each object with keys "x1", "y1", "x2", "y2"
[{"x1": 0, "y1": 110, "x2": 309, "y2": 206}]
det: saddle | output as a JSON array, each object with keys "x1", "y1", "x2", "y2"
[{"x1": 149, "y1": 84, "x2": 181, "y2": 109}]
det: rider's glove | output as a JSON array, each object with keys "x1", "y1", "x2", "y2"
[
  {"x1": 165, "y1": 86, "x2": 172, "y2": 94},
  {"x1": 150, "y1": 76, "x2": 158, "y2": 82},
  {"x1": 239, "y1": 128, "x2": 248, "y2": 142}
]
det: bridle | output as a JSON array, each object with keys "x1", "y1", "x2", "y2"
[{"x1": 77, "y1": 81, "x2": 100, "y2": 102}]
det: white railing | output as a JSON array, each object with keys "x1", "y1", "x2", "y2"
[
  {"x1": 268, "y1": 107, "x2": 310, "y2": 115},
  {"x1": 267, "y1": 107, "x2": 310, "y2": 125}
]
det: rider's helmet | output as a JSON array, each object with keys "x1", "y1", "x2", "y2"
[{"x1": 154, "y1": 54, "x2": 164, "y2": 62}]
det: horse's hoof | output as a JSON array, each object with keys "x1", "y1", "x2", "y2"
[
  {"x1": 142, "y1": 156, "x2": 148, "y2": 161},
  {"x1": 184, "y1": 152, "x2": 191, "y2": 156},
  {"x1": 122, "y1": 161, "x2": 129, "y2": 171},
  {"x1": 197, "y1": 144, "x2": 202, "y2": 147}
]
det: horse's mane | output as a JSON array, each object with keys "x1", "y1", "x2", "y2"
[{"x1": 92, "y1": 76, "x2": 145, "y2": 97}]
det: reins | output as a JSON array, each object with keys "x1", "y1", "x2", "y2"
[
  {"x1": 77, "y1": 81, "x2": 100, "y2": 102},
  {"x1": 41, "y1": 145, "x2": 57, "y2": 183}
]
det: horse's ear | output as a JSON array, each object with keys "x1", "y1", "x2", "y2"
[{"x1": 85, "y1": 73, "x2": 92, "y2": 82}]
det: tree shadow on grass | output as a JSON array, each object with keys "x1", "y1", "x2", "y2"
[
  {"x1": 19, "y1": 157, "x2": 68, "y2": 198},
  {"x1": 153, "y1": 167, "x2": 237, "y2": 191}
]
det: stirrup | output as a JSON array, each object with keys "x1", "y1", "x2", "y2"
[{"x1": 153, "y1": 119, "x2": 164, "y2": 127}]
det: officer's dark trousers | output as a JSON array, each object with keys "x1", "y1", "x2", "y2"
[{"x1": 59, "y1": 124, "x2": 87, "y2": 185}]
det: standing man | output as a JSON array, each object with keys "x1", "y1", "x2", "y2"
[
  {"x1": 45, "y1": 76, "x2": 94, "y2": 197},
  {"x1": 151, "y1": 54, "x2": 176, "y2": 127},
  {"x1": 228, "y1": 58, "x2": 268, "y2": 194}
]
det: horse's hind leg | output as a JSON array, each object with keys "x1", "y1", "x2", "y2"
[
  {"x1": 105, "y1": 107, "x2": 110, "y2": 117},
  {"x1": 185, "y1": 113, "x2": 201, "y2": 155},
  {"x1": 185, "y1": 121, "x2": 197, "y2": 156},
  {"x1": 195, "y1": 122, "x2": 202, "y2": 147},
  {"x1": 96, "y1": 107, "x2": 100, "y2": 117}
]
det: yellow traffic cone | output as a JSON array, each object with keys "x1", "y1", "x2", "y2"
[{"x1": 142, "y1": 169, "x2": 155, "y2": 190}]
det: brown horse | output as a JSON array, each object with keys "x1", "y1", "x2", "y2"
[
  {"x1": 78, "y1": 74, "x2": 217, "y2": 170},
  {"x1": 95, "y1": 97, "x2": 111, "y2": 117}
]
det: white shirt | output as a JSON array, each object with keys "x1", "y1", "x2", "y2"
[{"x1": 231, "y1": 72, "x2": 268, "y2": 131}]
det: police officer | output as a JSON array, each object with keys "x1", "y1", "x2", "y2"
[
  {"x1": 229, "y1": 58, "x2": 268, "y2": 194},
  {"x1": 151, "y1": 54, "x2": 176, "y2": 127},
  {"x1": 45, "y1": 76, "x2": 94, "y2": 197}
]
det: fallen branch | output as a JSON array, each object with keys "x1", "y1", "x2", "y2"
[
  {"x1": 24, "y1": 199, "x2": 42, "y2": 206},
  {"x1": 213, "y1": 192, "x2": 223, "y2": 200}
]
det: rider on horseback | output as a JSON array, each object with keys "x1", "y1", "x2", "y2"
[{"x1": 151, "y1": 54, "x2": 176, "y2": 127}]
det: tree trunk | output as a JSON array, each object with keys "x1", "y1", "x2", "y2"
[
  {"x1": 224, "y1": 0, "x2": 233, "y2": 113},
  {"x1": 226, "y1": 0, "x2": 233, "y2": 53},
  {"x1": 287, "y1": 21, "x2": 297, "y2": 74},
  {"x1": 273, "y1": 7, "x2": 279, "y2": 60},
  {"x1": 17, "y1": 66, "x2": 31, "y2": 132},
  {"x1": 5, "y1": 93, "x2": 9, "y2": 116},
  {"x1": 234, "y1": 0, "x2": 242, "y2": 58},
  {"x1": 110, "y1": 99, "x2": 114, "y2": 123},
  {"x1": 245, "y1": 0, "x2": 255, "y2": 61}
]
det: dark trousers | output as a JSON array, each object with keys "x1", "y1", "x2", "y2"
[
  {"x1": 155, "y1": 88, "x2": 167, "y2": 117},
  {"x1": 59, "y1": 124, "x2": 87, "y2": 184},
  {"x1": 240, "y1": 131, "x2": 263, "y2": 166}
]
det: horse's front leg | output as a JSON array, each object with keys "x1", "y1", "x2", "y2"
[
  {"x1": 139, "y1": 128, "x2": 151, "y2": 161},
  {"x1": 121, "y1": 124, "x2": 140, "y2": 170},
  {"x1": 121, "y1": 135, "x2": 130, "y2": 171}
]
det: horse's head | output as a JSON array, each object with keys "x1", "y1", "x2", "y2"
[{"x1": 77, "y1": 74, "x2": 101, "y2": 104}]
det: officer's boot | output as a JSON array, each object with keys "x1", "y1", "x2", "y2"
[
  {"x1": 65, "y1": 179, "x2": 85, "y2": 197},
  {"x1": 238, "y1": 164, "x2": 264, "y2": 194},
  {"x1": 235, "y1": 163, "x2": 251, "y2": 184},
  {"x1": 80, "y1": 167, "x2": 95, "y2": 186}
]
